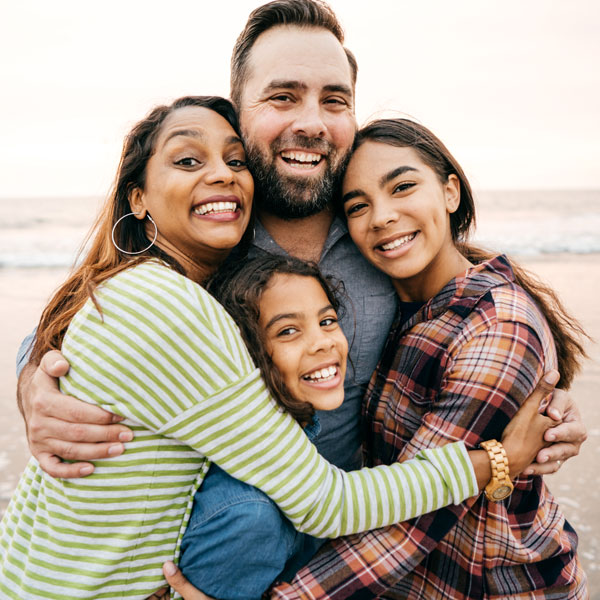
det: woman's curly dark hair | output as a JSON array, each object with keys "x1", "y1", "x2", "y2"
[{"x1": 207, "y1": 255, "x2": 344, "y2": 423}]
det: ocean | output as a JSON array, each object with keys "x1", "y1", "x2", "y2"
[{"x1": 1, "y1": 190, "x2": 599, "y2": 269}]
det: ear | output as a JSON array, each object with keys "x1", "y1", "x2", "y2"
[
  {"x1": 444, "y1": 174, "x2": 460, "y2": 214},
  {"x1": 128, "y1": 187, "x2": 147, "y2": 220}
]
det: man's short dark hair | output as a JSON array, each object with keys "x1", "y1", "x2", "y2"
[{"x1": 230, "y1": 0, "x2": 358, "y2": 109}]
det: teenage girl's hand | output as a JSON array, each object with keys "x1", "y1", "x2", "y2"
[
  {"x1": 525, "y1": 387, "x2": 587, "y2": 475},
  {"x1": 161, "y1": 562, "x2": 215, "y2": 600},
  {"x1": 501, "y1": 370, "x2": 559, "y2": 478}
]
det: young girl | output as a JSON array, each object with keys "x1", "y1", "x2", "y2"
[
  {"x1": 270, "y1": 119, "x2": 589, "y2": 598},
  {"x1": 177, "y1": 254, "x2": 557, "y2": 600},
  {"x1": 0, "y1": 98, "x2": 550, "y2": 600}
]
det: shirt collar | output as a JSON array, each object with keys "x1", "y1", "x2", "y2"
[{"x1": 251, "y1": 215, "x2": 350, "y2": 260}]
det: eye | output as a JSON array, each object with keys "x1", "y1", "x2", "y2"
[
  {"x1": 270, "y1": 94, "x2": 294, "y2": 104},
  {"x1": 277, "y1": 326, "x2": 299, "y2": 337},
  {"x1": 344, "y1": 201, "x2": 368, "y2": 217},
  {"x1": 175, "y1": 157, "x2": 200, "y2": 167},
  {"x1": 324, "y1": 97, "x2": 348, "y2": 108},
  {"x1": 227, "y1": 158, "x2": 247, "y2": 170},
  {"x1": 392, "y1": 182, "x2": 416, "y2": 194},
  {"x1": 320, "y1": 316, "x2": 338, "y2": 328}
]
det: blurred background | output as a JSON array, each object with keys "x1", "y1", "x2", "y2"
[{"x1": 1, "y1": 0, "x2": 598, "y2": 592}]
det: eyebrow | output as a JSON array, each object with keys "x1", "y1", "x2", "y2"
[
  {"x1": 264, "y1": 305, "x2": 335, "y2": 330},
  {"x1": 342, "y1": 165, "x2": 419, "y2": 204},
  {"x1": 163, "y1": 129, "x2": 243, "y2": 147},
  {"x1": 263, "y1": 80, "x2": 353, "y2": 98}
]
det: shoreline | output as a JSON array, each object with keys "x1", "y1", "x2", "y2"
[{"x1": 1, "y1": 253, "x2": 599, "y2": 591}]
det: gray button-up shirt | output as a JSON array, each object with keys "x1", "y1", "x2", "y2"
[{"x1": 247, "y1": 218, "x2": 398, "y2": 471}]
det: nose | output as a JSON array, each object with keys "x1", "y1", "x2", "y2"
[
  {"x1": 291, "y1": 99, "x2": 326, "y2": 139},
  {"x1": 370, "y1": 200, "x2": 397, "y2": 230},
  {"x1": 308, "y1": 326, "x2": 336, "y2": 354},
  {"x1": 204, "y1": 157, "x2": 235, "y2": 186}
]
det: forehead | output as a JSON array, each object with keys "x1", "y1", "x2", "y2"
[
  {"x1": 156, "y1": 106, "x2": 237, "y2": 145},
  {"x1": 344, "y1": 143, "x2": 427, "y2": 185},
  {"x1": 261, "y1": 273, "x2": 329, "y2": 311},
  {"x1": 244, "y1": 25, "x2": 353, "y2": 95}
]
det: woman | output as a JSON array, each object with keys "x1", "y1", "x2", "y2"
[
  {"x1": 266, "y1": 119, "x2": 589, "y2": 598},
  {"x1": 0, "y1": 98, "x2": 542, "y2": 599}
]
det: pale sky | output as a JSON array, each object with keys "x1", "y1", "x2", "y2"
[{"x1": 0, "y1": 0, "x2": 598, "y2": 197}]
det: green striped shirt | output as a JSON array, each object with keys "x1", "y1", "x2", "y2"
[{"x1": 0, "y1": 261, "x2": 477, "y2": 599}]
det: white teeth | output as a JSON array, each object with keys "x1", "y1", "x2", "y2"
[
  {"x1": 280, "y1": 151, "x2": 322, "y2": 165},
  {"x1": 193, "y1": 201, "x2": 237, "y2": 215},
  {"x1": 303, "y1": 365, "x2": 337, "y2": 382},
  {"x1": 380, "y1": 232, "x2": 417, "y2": 251}
]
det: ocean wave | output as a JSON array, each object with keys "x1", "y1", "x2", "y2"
[{"x1": 0, "y1": 253, "x2": 77, "y2": 269}]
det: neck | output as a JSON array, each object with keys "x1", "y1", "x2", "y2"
[
  {"x1": 393, "y1": 244, "x2": 473, "y2": 302},
  {"x1": 155, "y1": 239, "x2": 225, "y2": 285},
  {"x1": 258, "y1": 207, "x2": 335, "y2": 263}
]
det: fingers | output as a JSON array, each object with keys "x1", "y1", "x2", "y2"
[
  {"x1": 39, "y1": 392, "x2": 125, "y2": 426},
  {"x1": 39, "y1": 350, "x2": 71, "y2": 378},
  {"x1": 163, "y1": 562, "x2": 212, "y2": 600},
  {"x1": 543, "y1": 420, "x2": 587, "y2": 445},
  {"x1": 37, "y1": 453, "x2": 95, "y2": 478},
  {"x1": 522, "y1": 459, "x2": 562, "y2": 476},
  {"x1": 527, "y1": 370, "x2": 560, "y2": 414}
]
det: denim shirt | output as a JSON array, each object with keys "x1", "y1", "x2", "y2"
[{"x1": 179, "y1": 416, "x2": 325, "y2": 600}]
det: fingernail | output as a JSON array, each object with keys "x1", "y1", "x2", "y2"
[
  {"x1": 546, "y1": 431, "x2": 556, "y2": 441},
  {"x1": 119, "y1": 431, "x2": 133, "y2": 442},
  {"x1": 543, "y1": 371, "x2": 559, "y2": 385},
  {"x1": 522, "y1": 468, "x2": 533, "y2": 476},
  {"x1": 539, "y1": 454, "x2": 548, "y2": 463},
  {"x1": 80, "y1": 465, "x2": 94, "y2": 476},
  {"x1": 163, "y1": 561, "x2": 176, "y2": 576},
  {"x1": 53, "y1": 360, "x2": 69, "y2": 370},
  {"x1": 548, "y1": 408, "x2": 560, "y2": 420},
  {"x1": 111, "y1": 414, "x2": 125, "y2": 423},
  {"x1": 108, "y1": 444, "x2": 123, "y2": 456}
]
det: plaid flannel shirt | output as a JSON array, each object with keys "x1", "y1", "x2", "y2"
[{"x1": 271, "y1": 256, "x2": 586, "y2": 599}]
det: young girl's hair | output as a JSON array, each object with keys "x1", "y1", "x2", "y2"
[
  {"x1": 207, "y1": 255, "x2": 343, "y2": 423},
  {"x1": 349, "y1": 118, "x2": 588, "y2": 387}
]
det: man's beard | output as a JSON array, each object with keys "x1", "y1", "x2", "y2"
[{"x1": 245, "y1": 135, "x2": 351, "y2": 220}]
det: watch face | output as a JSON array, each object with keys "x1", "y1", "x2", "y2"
[{"x1": 492, "y1": 485, "x2": 512, "y2": 500}]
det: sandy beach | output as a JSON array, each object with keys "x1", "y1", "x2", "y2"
[{"x1": 1, "y1": 255, "x2": 599, "y2": 594}]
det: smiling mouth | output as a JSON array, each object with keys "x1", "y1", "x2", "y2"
[
  {"x1": 302, "y1": 365, "x2": 338, "y2": 382},
  {"x1": 193, "y1": 201, "x2": 238, "y2": 216},
  {"x1": 280, "y1": 151, "x2": 324, "y2": 170},
  {"x1": 378, "y1": 232, "x2": 418, "y2": 251}
]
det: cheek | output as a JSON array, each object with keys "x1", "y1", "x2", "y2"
[
  {"x1": 347, "y1": 220, "x2": 371, "y2": 253},
  {"x1": 328, "y1": 115, "x2": 356, "y2": 151}
]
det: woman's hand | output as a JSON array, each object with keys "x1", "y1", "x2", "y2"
[
  {"x1": 18, "y1": 349, "x2": 133, "y2": 477},
  {"x1": 501, "y1": 370, "x2": 558, "y2": 477},
  {"x1": 162, "y1": 562, "x2": 215, "y2": 600}
]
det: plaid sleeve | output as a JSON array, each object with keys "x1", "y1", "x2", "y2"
[{"x1": 270, "y1": 319, "x2": 546, "y2": 599}]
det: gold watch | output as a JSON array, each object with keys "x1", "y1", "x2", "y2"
[{"x1": 480, "y1": 439, "x2": 514, "y2": 501}]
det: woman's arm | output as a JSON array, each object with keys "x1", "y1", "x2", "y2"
[{"x1": 59, "y1": 262, "x2": 477, "y2": 539}]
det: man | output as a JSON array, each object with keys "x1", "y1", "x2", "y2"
[{"x1": 17, "y1": 0, "x2": 586, "y2": 595}]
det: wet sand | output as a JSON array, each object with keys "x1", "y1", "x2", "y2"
[{"x1": 1, "y1": 256, "x2": 599, "y2": 594}]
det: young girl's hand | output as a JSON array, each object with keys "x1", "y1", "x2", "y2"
[{"x1": 501, "y1": 371, "x2": 559, "y2": 478}]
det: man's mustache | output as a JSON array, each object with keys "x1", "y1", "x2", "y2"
[{"x1": 271, "y1": 135, "x2": 332, "y2": 156}]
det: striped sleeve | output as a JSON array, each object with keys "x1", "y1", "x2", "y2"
[{"x1": 62, "y1": 261, "x2": 478, "y2": 537}]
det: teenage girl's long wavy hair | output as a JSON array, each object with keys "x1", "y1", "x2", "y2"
[
  {"x1": 350, "y1": 118, "x2": 588, "y2": 387},
  {"x1": 31, "y1": 96, "x2": 243, "y2": 366},
  {"x1": 207, "y1": 255, "x2": 344, "y2": 423}
]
